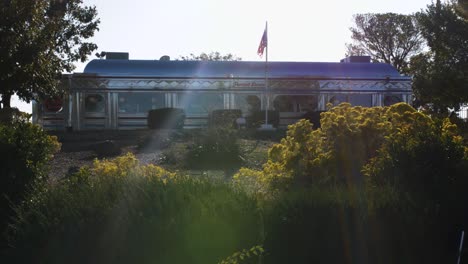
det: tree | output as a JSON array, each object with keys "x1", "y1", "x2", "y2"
[
  {"x1": 411, "y1": 0, "x2": 468, "y2": 112},
  {"x1": 179, "y1": 51, "x2": 241, "y2": 61},
  {"x1": 346, "y1": 13, "x2": 424, "y2": 73},
  {"x1": 0, "y1": 0, "x2": 100, "y2": 109},
  {"x1": 457, "y1": 0, "x2": 468, "y2": 19}
]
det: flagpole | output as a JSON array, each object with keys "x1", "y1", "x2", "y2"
[{"x1": 264, "y1": 21, "x2": 269, "y2": 126}]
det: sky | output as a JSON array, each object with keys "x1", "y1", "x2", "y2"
[{"x1": 12, "y1": 0, "x2": 434, "y2": 113}]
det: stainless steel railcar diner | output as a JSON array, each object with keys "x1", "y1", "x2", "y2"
[{"x1": 33, "y1": 54, "x2": 412, "y2": 130}]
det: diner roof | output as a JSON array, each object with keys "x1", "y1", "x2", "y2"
[{"x1": 83, "y1": 59, "x2": 410, "y2": 80}]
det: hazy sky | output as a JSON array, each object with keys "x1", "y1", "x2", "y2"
[{"x1": 12, "y1": 0, "x2": 434, "y2": 112}]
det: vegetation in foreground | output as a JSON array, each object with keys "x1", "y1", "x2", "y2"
[
  {"x1": 6, "y1": 154, "x2": 261, "y2": 264},
  {"x1": 1, "y1": 103, "x2": 468, "y2": 264},
  {"x1": 0, "y1": 112, "x2": 61, "y2": 249}
]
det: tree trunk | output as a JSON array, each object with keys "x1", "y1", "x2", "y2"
[{"x1": 1, "y1": 93, "x2": 12, "y2": 109}]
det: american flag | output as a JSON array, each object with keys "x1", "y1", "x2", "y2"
[{"x1": 257, "y1": 26, "x2": 267, "y2": 57}]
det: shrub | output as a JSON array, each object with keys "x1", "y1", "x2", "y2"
[
  {"x1": 363, "y1": 116, "x2": 468, "y2": 212},
  {"x1": 147, "y1": 108, "x2": 185, "y2": 129},
  {"x1": 234, "y1": 103, "x2": 468, "y2": 193},
  {"x1": 0, "y1": 119, "x2": 60, "y2": 246},
  {"x1": 233, "y1": 168, "x2": 270, "y2": 198},
  {"x1": 186, "y1": 127, "x2": 243, "y2": 170},
  {"x1": 7, "y1": 153, "x2": 261, "y2": 264},
  {"x1": 231, "y1": 103, "x2": 468, "y2": 263},
  {"x1": 261, "y1": 188, "x2": 365, "y2": 263},
  {"x1": 260, "y1": 187, "x2": 462, "y2": 264},
  {"x1": 0, "y1": 107, "x2": 30, "y2": 124},
  {"x1": 209, "y1": 109, "x2": 242, "y2": 128}
]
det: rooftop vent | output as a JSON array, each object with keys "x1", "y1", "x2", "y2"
[
  {"x1": 99, "y1": 52, "x2": 129, "y2": 60},
  {"x1": 340, "y1": 56, "x2": 371, "y2": 63},
  {"x1": 95, "y1": 52, "x2": 130, "y2": 60}
]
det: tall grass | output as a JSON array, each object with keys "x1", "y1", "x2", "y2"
[
  {"x1": 6, "y1": 154, "x2": 261, "y2": 264},
  {"x1": 5, "y1": 153, "x2": 467, "y2": 264}
]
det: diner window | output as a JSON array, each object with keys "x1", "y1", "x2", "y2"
[
  {"x1": 274, "y1": 95, "x2": 294, "y2": 112},
  {"x1": 296, "y1": 96, "x2": 318, "y2": 112},
  {"x1": 235, "y1": 95, "x2": 261, "y2": 116},
  {"x1": 349, "y1": 95, "x2": 372, "y2": 107},
  {"x1": 44, "y1": 97, "x2": 64, "y2": 113},
  {"x1": 85, "y1": 94, "x2": 105, "y2": 113},
  {"x1": 273, "y1": 95, "x2": 317, "y2": 112},
  {"x1": 178, "y1": 93, "x2": 224, "y2": 115},
  {"x1": 118, "y1": 93, "x2": 165, "y2": 113}
]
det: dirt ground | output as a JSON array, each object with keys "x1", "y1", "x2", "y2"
[
  {"x1": 47, "y1": 145, "x2": 165, "y2": 180},
  {"x1": 47, "y1": 130, "x2": 164, "y2": 180}
]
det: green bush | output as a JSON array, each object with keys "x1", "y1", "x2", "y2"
[
  {"x1": 260, "y1": 187, "x2": 461, "y2": 264},
  {"x1": 235, "y1": 103, "x2": 454, "y2": 191},
  {"x1": 7, "y1": 154, "x2": 261, "y2": 264},
  {"x1": 232, "y1": 103, "x2": 468, "y2": 263},
  {"x1": 0, "y1": 119, "x2": 60, "y2": 247},
  {"x1": 186, "y1": 127, "x2": 243, "y2": 170},
  {"x1": 0, "y1": 107, "x2": 30, "y2": 124},
  {"x1": 147, "y1": 108, "x2": 185, "y2": 129},
  {"x1": 364, "y1": 116, "x2": 468, "y2": 211},
  {"x1": 209, "y1": 109, "x2": 242, "y2": 128}
]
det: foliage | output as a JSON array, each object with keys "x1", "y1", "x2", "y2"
[
  {"x1": 363, "y1": 117, "x2": 468, "y2": 206},
  {"x1": 301, "y1": 110, "x2": 325, "y2": 129},
  {"x1": 233, "y1": 103, "x2": 467, "y2": 193},
  {"x1": 260, "y1": 186, "x2": 466, "y2": 264},
  {"x1": 0, "y1": 119, "x2": 60, "y2": 246},
  {"x1": 186, "y1": 127, "x2": 243, "y2": 170},
  {"x1": 410, "y1": 0, "x2": 468, "y2": 112},
  {"x1": 179, "y1": 51, "x2": 241, "y2": 61},
  {"x1": 0, "y1": 0, "x2": 100, "y2": 108},
  {"x1": 209, "y1": 109, "x2": 242, "y2": 128},
  {"x1": 261, "y1": 188, "x2": 364, "y2": 263},
  {"x1": 0, "y1": 107, "x2": 30, "y2": 123},
  {"x1": 159, "y1": 142, "x2": 189, "y2": 168},
  {"x1": 233, "y1": 167, "x2": 272, "y2": 198},
  {"x1": 147, "y1": 108, "x2": 185, "y2": 129},
  {"x1": 4, "y1": 121, "x2": 468, "y2": 264},
  {"x1": 218, "y1": 245, "x2": 264, "y2": 264},
  {"x1": 3, "y1": 103, "x2": 468, "y2": 263},
  {"x1": 346, "y1": 13, "x2": 424, "y2": 73},
  {"x1": 457, "y1": 0, "x2": 468, "y2": 19},
  {"x1": 231, "y1": 103, "x2": 468, "y2": 263},
  {"x1": 7, "y1": 153, "x2": 261, "y2": 264}
]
